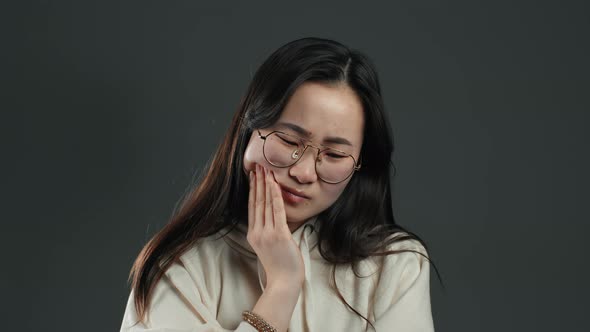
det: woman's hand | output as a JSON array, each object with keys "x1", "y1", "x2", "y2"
[{"x1": 247, "y1": 163, "x2": 305, "y2": 290}]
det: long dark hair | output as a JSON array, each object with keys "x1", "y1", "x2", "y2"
[{"x1": 129, "y1": 37, "x2": 441, "y2": 331}]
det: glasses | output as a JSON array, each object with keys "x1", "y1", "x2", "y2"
[{"x1": 257, "y1": 129, "x2": 361, "y2": 184}]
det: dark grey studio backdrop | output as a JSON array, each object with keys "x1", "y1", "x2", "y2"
[{"x1": 4, "y1": 1, "x2": 589, "y2": 331}]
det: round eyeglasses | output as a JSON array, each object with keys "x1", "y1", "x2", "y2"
[{"x1": 257, "y1": 129, "x2": 361, "y2": 184}]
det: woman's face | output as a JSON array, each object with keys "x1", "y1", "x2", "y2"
[{"x1": 243, "y1": 81, "x2": 365, "y2": 231}]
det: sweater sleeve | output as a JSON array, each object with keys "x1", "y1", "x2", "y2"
[
  {"x1": 371, "y1": 239, "x2": 435, "y2": 331},
  {"x1": 119, "y1": 259, "x2": 257, "y2": 332}
]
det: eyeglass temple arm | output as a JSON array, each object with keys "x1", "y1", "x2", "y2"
[{"x1": 355, "y1": 154, "x2": 362, "y2": 170}]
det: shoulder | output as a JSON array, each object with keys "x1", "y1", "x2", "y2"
[
  {"x1": 175, "y1": 232, "x2": 230, "y2": 273},
  {"x1": 372, "y1": 231, "x2": 431, "y2": 288},
  {"x1": 381, "y1": 231, "x2": 429, "y2": 259},
  {"x1": 369, "y1": 232, "x2": 435, "y2": 327},
  {"x1": 156, "y1": 232, "x2": 233, "y2": 290}
]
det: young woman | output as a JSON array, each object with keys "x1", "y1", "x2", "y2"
[{"x1": 120, "y1": 37, "x2": 437, "y2": 332}]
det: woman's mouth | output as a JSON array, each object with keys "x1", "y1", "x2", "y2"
[{"x1": 279, "y1": 185, "x2": 309, "y2": 205}]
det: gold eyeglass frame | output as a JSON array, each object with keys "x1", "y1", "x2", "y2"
[{"x1": 257, "y1": 129, "x2": 362, "y2": 184}]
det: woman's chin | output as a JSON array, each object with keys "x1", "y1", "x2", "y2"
[
  {"x1": 285, "y1": 212, "x2": 314, "y2": 225},
  {"x1": 285, "y1": 213, "x2": 304, "y2": 224}
]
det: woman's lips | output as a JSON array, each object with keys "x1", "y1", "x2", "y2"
[{"x1": 279, "y1": 186, "x2": 309, "y2": 205}]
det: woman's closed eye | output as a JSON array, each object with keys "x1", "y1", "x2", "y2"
[
  {"x1": 324, "y1": 151, "x2": 347, "y2": 159},
  {"x1": 279, "y1": 136, "x2": 299, "y2": 146}
]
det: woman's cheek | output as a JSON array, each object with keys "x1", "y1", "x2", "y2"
[
  {"x1": 242, "y1": 137, "x2": 265, "y2": 175},
  {"x1": 321, "y1": 182, "x2": 349, "y2": 205}
]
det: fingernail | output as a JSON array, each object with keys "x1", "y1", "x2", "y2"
[{"x1": 249, "y1": 170, "x2": 253, "y2": 180}]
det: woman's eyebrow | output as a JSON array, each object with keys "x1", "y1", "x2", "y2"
[
  {"x1": 277, "y1": 122, "x2": 312, "y2": 137},
  {"x1": 276, "y1": 121, "x2": 353, "y2": 147}
]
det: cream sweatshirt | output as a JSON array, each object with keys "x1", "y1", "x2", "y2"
[{"x1": 120, "y1": 217, "x2": 434, "y2": 331}]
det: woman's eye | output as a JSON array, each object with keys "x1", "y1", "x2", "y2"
[
  {"x1": 326, "y1": 152, "x2": 346, "y2": 159},
  {"x1": 279, "y1": 137, "x2": 298, "y2": 146}
]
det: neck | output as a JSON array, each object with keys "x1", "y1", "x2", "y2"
[{"x1": 287, "y1": 221, "x2": 305, "y2": 233}]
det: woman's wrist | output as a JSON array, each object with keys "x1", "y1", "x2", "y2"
[
  {"x1": 265, "y1": 278, "x2": 303, "y2": 296},
  {"x1": 266, "y1": 271, "x2": 304, "y2": 290},
  {"x1": 250, "y1": 281, "x2": 301, "y2": 332}
]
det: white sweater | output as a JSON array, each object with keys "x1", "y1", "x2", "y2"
[{"x1": 120, "y1": 217, "x2": 434, "y2": 331}]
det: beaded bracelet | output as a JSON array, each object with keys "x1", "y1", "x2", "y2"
[{"x1": 242, "y1": 310, "x2": 278, "y2": 332}]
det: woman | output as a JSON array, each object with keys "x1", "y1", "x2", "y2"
[{"x1": 120, "y1": 37, "x2": 437, "y2": 332}]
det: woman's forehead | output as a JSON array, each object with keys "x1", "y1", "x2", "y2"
[{"x1": 276, "y1": 82, "x2": 365, "y2": 147}]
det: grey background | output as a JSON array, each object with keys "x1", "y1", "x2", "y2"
[{"x1": 3, "y1": 1, "x2": 589, "y2": 331}]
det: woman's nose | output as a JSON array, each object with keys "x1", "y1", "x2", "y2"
[{"x1": 288, "y1": 146, "x2": 318, "y2": 184}]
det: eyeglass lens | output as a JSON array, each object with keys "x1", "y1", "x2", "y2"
[{"x1": 263, "y1": 132, "x2": 355, "y2": 183}]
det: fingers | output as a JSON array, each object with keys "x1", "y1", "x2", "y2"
[
  {"x1": 255, "y1": 164, "x2": 265, "y2": 231},
  {"x1": 250, "y1": 164, "x2": 285, "y2": 234},
  {"x1": 248, "y1": 169, "x2": 255, "y2": 234},
  {"x1": 270, "y1": 171, "x2": 287, "y2": 231},
  {"x1": 264, "y1": 167, "x2": 274, "y2": 229}
]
